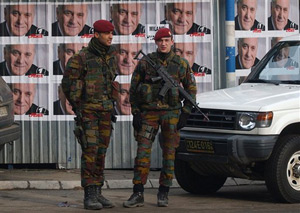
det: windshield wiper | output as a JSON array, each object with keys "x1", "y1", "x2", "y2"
[
  {"x1": 280, "y1": 80, "x2": 300, "y2": 85},
  {"x1": 246, "y1": 79, "x2": 280, "y2": 85}
]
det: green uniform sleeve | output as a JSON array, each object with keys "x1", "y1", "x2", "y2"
[
  {"x1": 61, "y1": 54, "x2": 84, "y2": 111},
  {"x1": 180, "y1": 59, "x2": 197, "y2": 114}
]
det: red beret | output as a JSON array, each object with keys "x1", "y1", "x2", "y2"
[
  {"x1": 93, "y1": 20, "x2": 114, "y2": 33},
  {"x1": 154, "y1": 28, "x2": 172, "y2": 41}
]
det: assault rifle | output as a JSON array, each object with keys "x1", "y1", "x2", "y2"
[{"x1": 134, "y1": 50, "x2": 209, "y2": 121}]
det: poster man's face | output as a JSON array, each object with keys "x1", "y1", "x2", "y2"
[
  {"x1": 238, "y1": 38, "x2": 258, "y2": 69},
  {"x1": 12, "y1": 83, "x2": 36, "y2": 115},
  {"x1": 58, "y1": 43, "x2": 85, "y2": 70},
  {"x1": 271, "y1": 0, "x2": 289, "y2": 30},
  {"x1": 58, "y1": 86, "x2": 74, "y2": 115},
  {"x1": 117, "y1": 43, "x2": 141, "y2": 75},
  {"x1": 174, "y1": 43, "x2": 196, "y2": 67},
  {"x1": 167, "y1": 3, "x2": 195, "y2": 34},
  {"x1": 237, "y1": 0, "x2": 257, "y2": 30},
  {"x1": 57, "y1": 5, "x2": 88, "y2": 36},
  {"x1": 5, "y1": 5, "x2": 35, "y2": 36},
  {"x1": 4, "y1": 44, "x2": 35, "y2": 76},
  {"x1": 111, "y1": 3, "x2": 142, "y2": 35},
  {"x1": 117, "y1": 83, "x2": 131, "y2": 115}
]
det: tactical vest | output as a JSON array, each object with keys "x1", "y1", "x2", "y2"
[
  {"x1": 79, "y1": 48, "x2": 116, "y2": 110},
  {"x1": 137, "y1": 52, "x2": 182, "y2": 110}
]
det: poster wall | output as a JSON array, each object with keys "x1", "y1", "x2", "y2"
[
  {"x1": 234, "y1": 0, "x2": 299, "y2": 84},
  {"x1": 0, "y1": 0, "x2": 214, "y2": 122}
]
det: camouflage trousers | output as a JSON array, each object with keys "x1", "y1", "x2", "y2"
[
  {"x1": 133, "y1": 110, "x2": 180, "y2": 187},
  {"x1": 80, "y1": 110, "x2": 112, "y2": 187}
]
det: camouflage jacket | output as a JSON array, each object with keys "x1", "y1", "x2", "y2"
[
  {"x1": 130, "y1": 51, "x2": 197, "y2": 114},
  {"x1": 61, "y1": 38, "x2": 117, "y2": 112}
]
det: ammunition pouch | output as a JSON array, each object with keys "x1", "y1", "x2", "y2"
[
  {"x1": 134, "y1": 124, "x2": 158, "y2": 142},
  {"x1": 167, "y1": 87, "x2": 180, "y2": 106}
]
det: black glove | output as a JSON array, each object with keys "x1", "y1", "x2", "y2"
[
  {"x1": 177, "y1": 112, "x2": 190, "y2": 130},
  {"x1": 133, "y1": 112, "x2": 142, "y2": 131}
]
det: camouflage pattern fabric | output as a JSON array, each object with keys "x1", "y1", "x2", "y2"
[
  {"x1": 62, "y1": 37, "x2": 117, "y2": 112},
  {"x1": 133, "y1": 110, "x2": 180, "y2": 186},
  {"x1": 81, "y1": 110, "x2": 112, "y2": 187},
  {"x1": 130, "y1": 50, "x2": 197, "y2": 187},
  {"x1": 130, "y1": 51, "x2": 197, "y2": 115},
  {"x1": 61, "y1": 37, "x2": 117, "y2": 187}
]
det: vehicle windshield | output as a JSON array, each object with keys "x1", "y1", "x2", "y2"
[{"x1": 246, "y1": 41, "x2": 300, "y2": 85}]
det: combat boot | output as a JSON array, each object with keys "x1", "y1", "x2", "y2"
[
  {"x1": 157, "y1": 191, "x2": 169, "y2": 207},
  {"x1": 95, "y1": 185, "x2": 115, "y2": 208},
  {"x1": 123, "y1": 192, "x2": 144, "y2": 208},
  {"x1": 83, "y1": 185, "x2": 103, "y2": 210}
]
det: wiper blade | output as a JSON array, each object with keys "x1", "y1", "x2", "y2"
[
  {"x1": 280, "y1": 80, "x2": 300, "y2": 85},
  {"x1": 246, "y1": 79, "x2": 279, "y2": 85}
]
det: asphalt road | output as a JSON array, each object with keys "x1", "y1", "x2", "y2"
[{"x1": 0, "y1": 185, "x2": 300, "y2": 212}]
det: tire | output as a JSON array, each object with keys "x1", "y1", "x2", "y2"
[
  {"x1": 265, "y1": 135, "x2": 300, "y2": 203},
  {"x1": 174, "y1": 158, "x2": 227, "y2": 194}
]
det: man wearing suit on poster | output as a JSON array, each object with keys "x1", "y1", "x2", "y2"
[
  {"x1": 11, "y1": 83, "x2": 49, "y2": 115},
  {"x1": 110, "y1": 3, "x2": 145, "y2": 35},
  {"x1": 115, "y1": 43, "x2": 142, "y2": 75},
  {"x1": 54, "y1": 84, "x2": 75, "y2": 115},
  {"x1": 52, "y1": 4, "x2": 93, "y2": 36},
  {"x1": 160, "y1": 2, "x2": 210, "y2": 35},
  {"x1": 235, "y1": 0, "x2": 265, "y2": 31},
  {"x1": 0, "y1": 44, "x2": 48, "y2": 76},
  {"x1": 174, "y1": 42, "x2": 211, "y2": 76},
  {"x1": 236, "y1": 37, "x2": 260, "y2": 69},
  {"x1": 0, "y1": 4, "x2": 48, "y2": 36},
  {"x1": 53, "y1": 43, "x2": 86, "y2": 75},
  {"x1": 114, "y1": 83, "x2": 131, "y2": 115},
  {"x1": 268, "y1": 0, "x2": 298, "y2": 30}
]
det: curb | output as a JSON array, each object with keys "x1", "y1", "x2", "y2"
[{"x1": 0, "y1": 178, "x2": 265, "y2": 190}]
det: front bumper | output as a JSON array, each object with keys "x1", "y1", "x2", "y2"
[
  {"x1": 0, "y1": 122, "x2": 20, "y2": 146},
  {"x1": 176, "y1": 131, "x2": 278, "y2": 165}
]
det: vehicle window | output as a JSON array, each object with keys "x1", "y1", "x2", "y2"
[{"x1": 258, "y1": 42, "x2": 300, "y2": 84}]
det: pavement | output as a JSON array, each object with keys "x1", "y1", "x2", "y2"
[{"x1": 0, "y1": 168, "x2": 265, "y2": 190}]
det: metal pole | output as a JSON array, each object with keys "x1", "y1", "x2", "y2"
[{"x1": 225, "y1": 0, "x2": 235, "y2": 87}]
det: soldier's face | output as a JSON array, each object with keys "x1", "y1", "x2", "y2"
[
  {"x1": 12, "y1": 83, "x2": 36, "y2": 115},
  {"x1": 238, "y1": 38, "x2": 258, "y2": 69},
  {"x1": 57, "y1": 5, "x2": 87, "y2": 36},
  {"x1": 111, "y1": 3, "x2": 142, "y2": 35},
  {"x1": 271, "y1": 0, "x2": 289, "y2": 30},
  {"x1": 58, "y1": 43, "x2": 85, "y2": 70},
  {"x1": 117, "y1": 43, "x2": 141, "y2": 75},
  {"x1": 237, "y1": 0, "x2": 257, "y2": 30},
  {"x1": 4, "y1": 44, "x2": 35, "y2": 76},
  {"x1": 5, "y1": 5, "x2": 35, "y2": 36},
  {"x1": 155, "y1": 37, "x2": 174, "y2": 54},
  {"x1": 174, "y1": 43, "x2": 196, "y2": 67},
  {"x1": 95, "y1": 31, "x2": 113, "y2": 46},
  {"x1": 167, "y1": 3, "x2": 195, "y2": 34},
  {"x1": 117, "y1": 83, "x2": 131, "y2": 115}
]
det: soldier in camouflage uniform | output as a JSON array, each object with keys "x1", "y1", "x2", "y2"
[
  {"x1": 123, "y1": 28, "x2": 197, "y2": 208},
  {"x1": 61, "y1": 20, "x2": 117, "y2": 210}
]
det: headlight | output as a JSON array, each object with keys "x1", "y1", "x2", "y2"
[{"x1": 237, "y1": 112, "x2": 273, "y2": 130}]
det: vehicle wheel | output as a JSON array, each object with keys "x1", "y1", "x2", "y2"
[
  {"x1": 174, "y1": 158, "x2": 227, "y2": 194},
  {"x1": 265, "y1": 135, "x2": 300, "y2": 203}
]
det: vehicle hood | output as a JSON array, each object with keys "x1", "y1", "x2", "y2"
[{"x1": 197, "y1": 83, "x2": 300, "y2": 112}]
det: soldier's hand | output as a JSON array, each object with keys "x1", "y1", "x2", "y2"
[
  {"x1": 177, "y1": 112, "x2": 190, "y2": 130},
  {"x1": 133, "y1": 112, "x2": 142, "y2": 131}
]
